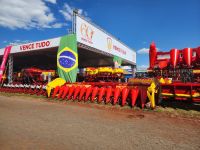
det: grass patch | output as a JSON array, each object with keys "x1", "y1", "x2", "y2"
[{"x1": 155, "y1": 101, "x2": 200, "y2": 119}]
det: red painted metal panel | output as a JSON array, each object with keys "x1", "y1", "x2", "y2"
[
  {"x1": 183, "y1": 48, "x2": 193, "y2": 67},
  {"x1": 170, "y1": 49, "x2": 179, "y2": 68}
]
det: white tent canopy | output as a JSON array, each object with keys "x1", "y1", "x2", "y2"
[{"x1": 0, "y1": 14, "x2": 136, "y2": 70}]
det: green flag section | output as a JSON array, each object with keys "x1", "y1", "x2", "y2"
[
  {"x1": 113, "y1": 55, "x2": 122, "y2": 67},
  {"x1": 57, "y1": 34, "x2": 78, "y2": 82}
]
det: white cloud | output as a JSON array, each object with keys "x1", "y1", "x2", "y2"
[
  {"x1": 59, "y1": 3, "x2": 89, "y2": 21},
  {"x1": 51, "y1": 23, "x2": 66, "y2": 28},
  {"x1": 59, "y1": 4, "x2": 73, "y2": 21},
  {"x1": 137, "y1": 48, "x2": 149, "y2": 54},
  {"x1": 0, "y1": 0, "x2": 62, "y2": 29},
  {"x1": 44, "y1": 0, "x2": 56, "y2": 4},
  {"x1": 137, "y1": 47, "x2": 160, "y2": 54}
]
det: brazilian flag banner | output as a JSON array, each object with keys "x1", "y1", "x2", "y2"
[{"x1": 57, "y1": 34, "x2": 78, "y2": 83}]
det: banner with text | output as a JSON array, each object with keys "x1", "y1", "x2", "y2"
[
  {"x1": 76, "y1": 15, "x2": 136, "y2": 64},
  {"x1": 0, "y1": 37, "x2": 61, "y2": 55}
]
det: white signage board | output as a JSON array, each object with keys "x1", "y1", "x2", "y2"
[
  {"x1": 0, "y1": 37, "x2": 60, "y2": 55},
  {"x1": 76, "y1": 15, "x2": 136, "y2": 64}
]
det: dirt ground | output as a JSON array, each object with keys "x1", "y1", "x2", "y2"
[{"x1": 0, "y1": 95, "x2": 199, "y2": 150}]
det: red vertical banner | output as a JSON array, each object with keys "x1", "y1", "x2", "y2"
[{"x1": 0, "y1": 46, "x2": 12, "y2": 82}]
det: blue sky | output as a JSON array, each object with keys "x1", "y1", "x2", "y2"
[{"x1": 0, "y1": 0, "x2": 199, "y2": 69}]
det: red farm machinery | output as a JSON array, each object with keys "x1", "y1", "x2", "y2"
[
  {"x1": 148, "y1": 42, "x2": 200, "y2": 102},
  {"x1": 0, "y1": 67, "x2": 56, "y2": 95},
  {"x1": 0, "y1": 42, "x2": 199, "y2": 109}
]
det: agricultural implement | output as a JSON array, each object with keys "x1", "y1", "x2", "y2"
[
  {"x1": 0, "y1": 42, "x2": 199, "y2": 109},
  {"x1": 0, "y1": 67, "x2": 56, "y2": 95},
  {"x1": 84, "y1": 67, "x2": 124, "y2": 82},
  {"x1": 148, "y1": 42, "x2": 200, "y2": 102},
  {"x1": 45, "y1": 77, "x2": 157, "y2": 108},
  {"x1": 0, "y1": 66, "x2": 158, "y2": 109}
]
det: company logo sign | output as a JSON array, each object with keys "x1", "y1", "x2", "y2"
[
  {"x1": 107, "y1": 37, "x2": 112, "y2": 50},
  {"x1": 106, "y1": 37, "x2": 126, "y2": 55},
  {"x1": 80, "y1": 23, "x2": 94, "y2": 44}
]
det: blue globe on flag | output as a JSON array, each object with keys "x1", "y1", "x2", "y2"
[{"x1": 58, "y1": 51, "x2": 76, "y2": 69}]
